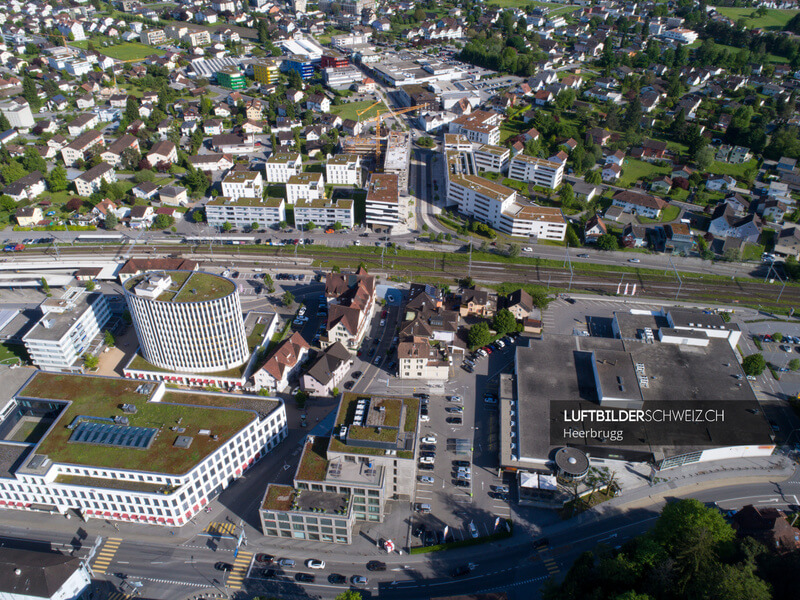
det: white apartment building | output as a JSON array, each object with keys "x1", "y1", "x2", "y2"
[
  {"x1": 365, "y1": 173, "x2": 401, "y2": 229},
  {"x1": 448, "y1": 110, "x2": 501, "y2": 145},
  {"x1": 0, "y1": 372, "x2": 287, "y2": 528},
  {"x1": 65, "y1": 59, "x2": 92, "y2": 77},
  {"x1": 286, "y1": 173, "x2": 324, "y2": 205},
  {"x1": 22, "y1": 288, "x2": 110, "y2": 372},
  {"x1": 398, "y1": 339, "x2": 450, "y2": 379},
  {"x1": 508, "y1": 154, "x2": 564, "y2": 189},
  {"x1": 206, "y1": 196, "x2": 286, "y2": 229},
  {"x1": 497, "y1": 204, "x2": 567, "y2": 241},
  {"x1": 264, "y1": 152, "x2": 302, "y2": 183},
  {"x1": 74, "y1": 163, "x2": 116, "y2": 197},
  {"x1": 0, "y1": 98, "x2": 34, "y2": 129},
  {"x1": 325, "y1": 154, "x2": 362, "y2": 186},
  {"x1": 294, "y1": 198, "x2": 354, "y2": 228},
  {"x1": 661, "y1": 28, "x2": 698, "y2": 44},
  {"x1": 474, "y1": 144, "x2": 510, "y2": 174},
  {"x1": 220, "y1": 170, "x2": 264, "y2": 200},
  {"x1": 61, "y1": 130, "x2": 104, "y2": 167},
  {"x1": 124, "y1": 271, "x2": 249, "y2": 374}
]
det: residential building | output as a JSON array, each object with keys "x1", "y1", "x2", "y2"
[
  {"x1": 100, "y1": 134, "x2": 140, "y2": 167},
  {"x1": 326, "y1": 154, "x2": 362, "y2": 186},
  {"x1": 67, "y1": 113, "x2": 99, "y2": 138},
  {"x1": 501, "y1": 288, "x2": 534, "y2": 320},
  {"x1": 61, "y1": 130, "x2": 104, "y2": 167},
  {"x1": 322, "y1": 267, "x2": 377, "y2": 350},
  {"x1": 146, "y1": 140, "x2": 178, "y2": 167},
  {"x1": 584, "y1": 214, "x2": 607, "y2": 243},
  {"x1": 0, "y1": 371, "x2": 287, "y2": 527},
  {"x1": 508, "y1": 154, "x2": 564, "y2": 189},
  {"x1": 159, "y1": 185, "x2": 188, "y2": 207},
  {"x1": 294, "y1": 198, "x2": 354, "y2": 228},
  {"x1": 264, "y1": 152, "x2": 302, "y2": 183},
  {"x1": 706, "y1": 175, "x2": 737, "y2": 192},
  {"x1": 612, "y1": 190, "x2": 667, "y2": 219},
  {"x1": 74, "y1": 163, "x2": 116, "y2": 197},
  {"x1": 4, "y1": 171, "x2": 46, "y2": 203},
  {"x1": 365, "y1": 173, "x2": 401, "y2": 230},
  {"x1": 473, "y1": 144, "x2": 510, "y2": 174},
  {"x1": 497, "y1": 204, "x2": 567, "y2": 241},
  {"x1": 123, "y1": 271, "x2": 249, "y2": 373},
  {"x1": 0, "y1": 547, "x2": 91, "y2": 600},
  {"x1": 306, "y1": 93, "x2": 331, "y2": 113},
  {"x1": 707, "y1": 204, "x2": 762, "y2": 244},
  {"x1": 14, "y1": 205, "x2": 42, "y2": 226},
  {"x1": 253, "y1": 60, "x2": 279, "y2": 84},
  {"x1": 383, "y1": 132, "x2": 411, "y2": 193},
  {"x1": 665, "y1": 223, "x2": 694, "y2": 254},
  {"x1": 254, "y1": 332, "x2": 310, "y2": 392},
  {"x1": 459, "y1": 288, "x2": 493, "y2": 318},
  {"x1": 0, "y1": 98, "x2": 34, "y2": 129},
  {"x1": 129, "y1": 206, "x2": 155, "y2": 229},
  {"x1": 323, "y1": 66, "x2": 363, "y2": 89},
  {"x1": 302, "y1": 342, "x2": 352, "y2": 396},
  {"x1": 22, "y1": 288, "x2": 111, "y2": 371},
  {"x1": 206, "y1": 196, "x2": 286, "y2": 229},
  {"x1": 286, "y1": 173, "x2": 325, "y2": 205},
  {"x1": 187, "y1": 153, "x2": 234, "y2": 172},
  {"x1": 398, "y1": 338, "x2": 451, "y2": 379},
  {"x1": 142, "y1": 29, "x2": 167, "y2": 45},
  {"x1": 221, "y1": 170, "x2": 264, "y2": 200},
  {"x1": 774, "y1": 226, "x2": 800, "y2": 259},
  {"x1": 662, "y1": 27, "x2": 699, "y2": 44},
  {"x1": 448, "y1": 110, "x2": 501, "y2": 145},
  {"x1": 216, "y1": 66, "x2": 245, "y2": 90}
]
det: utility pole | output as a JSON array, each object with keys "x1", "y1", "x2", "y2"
[
  {"x1": 668, "y1": 256, "x2": 682, "y2": 300},
  {"x1": 468, "y1": 240, "x2": 472, "y2": 278}
]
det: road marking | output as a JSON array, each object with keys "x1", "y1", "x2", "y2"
[
  {"x1": 204, "y1": 521, "x2": 237, "y2": 536},
  {"x1": 137, "y1": 576, "x2": 207, "y2": 586},
  {"x1": 91, "y1": 537, "x2": 122, "y2": 575},
  {"x1": 226, "y1": 551, "x2": 253, "y2": 590}
]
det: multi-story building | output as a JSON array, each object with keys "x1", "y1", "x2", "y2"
[
  {"x1": 264, "y1": 152, "x2": 302, "y2": 183},
  {"x1": 74, "y1": 163, "x2": 116, "y2": 197},
  {"x1": 100, "y1": 134, "x2": 140, "y2": 167},
  {"x1": 320, "y1": 52, "x2": 349, "y2": 69},
  {"x1": 22, "y1": 288, "x2": 110, "y2": 372},
  {"x1": 221, "y1": 170, "x2": 264, "y2": 200},
  {"x1": 507, "y1": 154, "x2": 564, "y2": 189},
  {"x1": 253, "y1": 332, "x2": 310, "y2": 392},
  {"x1": 398, "y1": 338, "x2": 451, "y2": 379},
  {"x1": 260, "y1": 392, "x2": 418, "y2": 544},
  {"x1": 383, "y1": 132, "x2": 411, "y2": 193},
  {"x1": 0, "y1": 98, "x2": 34, "y2": 129},
  {"x1": 61, "y1": 130, "x2": 104, "y2": 167},
  {"x1": 448, "y1": 110, "x2": 501, "y2": 145},
  {"x1": 67, "y1": 113, "x2": 98, "y2": 138},
  {"x1": 294, "y1": 198, "x2": 354, "y2": 229},
  {"x1": 325, "y1": 154, "x2": 361, "y2": 186},
  {"x1": 323, "y1": 66, "x2": 363, "y2": 90},
  {"x1": 205, "y1": 196, "x2": 286, "y2": 229},
  {"x1": 286, "y1": 173, "x2": 324, "y2": 205},
  {"x1": 283, "y1": 57, "x2": 314, "y2": 80},
  {"x1": 473, "y1": 144, "x2": 510, "y2": 174},
  {"x1": 142, "y1": 29, "x2": 167, "y2": 45},
  {"x1": 184, "y1": 30, "x2": 211, "y2": 46},
  {"x1": 661, "y1": 27, "x2": 698, "y2": 45},
  {"x1": 216, "y1": 66, "x2": 246, "y2": 90},
  {"x1": 146, "y1": 140, "x2": 178, "y2": 167},
  {"x1": 301, "y1": 342, "x2": 352, "y2": 396},
  {"x1": 0, "y1": 371, "x2": 287, "y2": 527},
  {"x1": 365, "y1": 173, "x2": 401, "y2": 230},
  {"x1": 123, "y1": 271, "x2": 249, "y2": 374},
  {"x1": 253, "y1": 60, "x2": 279, "y2": 84},
  {"x1": 497, "y1": 204, "x2": 567, "y2": 241},
  {"x1": 0, "y1": 546, "x2": 91, "y2": 600},
  {"x1": 322, "y1": 267, "x2": 377, "y2": 350},
  {"x1": 446, "y1": 160, "x2": 517, "y2": 225}
]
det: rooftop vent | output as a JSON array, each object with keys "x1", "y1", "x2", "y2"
[
  {"x1": 173, "y1": 435, "x2": 193, "y2": 449},
  {"x1": 198, "y1": 429, "x2": 211, "y2": 436},
  {"x1": 121, "y1": 404, "x2": 137, "y2": 414},
  {"x1": 114, "y1": 415, "x2": 129, "y2": 426}
]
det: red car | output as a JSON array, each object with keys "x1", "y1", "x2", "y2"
[
  {"x1": 382, "y1": 310, "x2": 388, "y2": 318},
  {"x1": 484, "y1": 346, "x2": 493, "y2": 354}
]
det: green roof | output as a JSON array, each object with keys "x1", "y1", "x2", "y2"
[
  {"x1": 207, "y1": 196, "x2": 284, "y2": 207},
  {"x1": 19, "y1": 373, "x2": 260, "y2": 475},
  {"x1": 262, "y1": 484, "x2": 295, "y2": 511},
  {"x1": 295, "y1": 436, "x2": 329, "y2": 482},
  {"x1": 125, "y1": 271, "x2": 235, "y2": 303},
  {"x1": 127, "y1": 352, "x2": 248, "y2": 379}
]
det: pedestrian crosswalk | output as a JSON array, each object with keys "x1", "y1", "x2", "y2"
[
  {"x1": 226, "y1": 551, "x2": 253, "y2": 591},
  {"x1": 538, "y1": 549, "x2": 560, "y2": 576},
  {"x1": 204, "y1": 521, "x2": 237, "y2": 536},
  {"x1": 107, "y1": 593, "x2": 132, "y2": 600},
  {"x1": 92, "y1": 537, "x2": 122, "y2": 575}
]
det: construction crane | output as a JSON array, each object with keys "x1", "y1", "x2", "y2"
[
  {"x1": 356, "y1": 100, "x2": 382, "y2": 122},
  {"x1": 361, "y1": 104, "x2": 425, "y2": 159}
]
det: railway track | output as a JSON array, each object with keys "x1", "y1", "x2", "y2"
[{"x1": 14, "y1": 243, "x2": 796, "y2": 309}]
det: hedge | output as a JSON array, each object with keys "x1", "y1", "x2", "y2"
[{"x1": 408, "y1": 520, "x2": 513, "y2": 554}]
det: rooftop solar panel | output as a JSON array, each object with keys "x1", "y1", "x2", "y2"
[{"x1": 69, "y1": 422, "x2": 157, "y2": 450}]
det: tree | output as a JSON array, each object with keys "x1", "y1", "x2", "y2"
[
  {"x1": 596, "y1": 234, "x2": 619, "y2": 251},
  {"x1": 40, "y1": 277, "x2": 50, "y2": 295},
  {"x1": 83, "y1": 354, "x2": 99, "y2": 371},
  {"x1": 22, "y1": 76, "x2": 40, "y2": 110},
  {"x1": 66, "y1": 197, "x2": 83, "y2": 212},
  {"x1": 1, "y1": 160, "x2": 27, "y2": 185},
  {"x1": 192, "y1": 209, "x2": 204, "y2": 223},
  {"x1": 104, "y1": 211, "x2": 118, "y2": 230},
  {"x1": 334, "y1": 591, "x2": 363, "y2": 600},
  {"x1": 695, "y1": 146, "x2": 715, "y2": 171},
  {"x1": 788, "y1": 358, "x2": 800, "y2": 372},
  {"x1": 0, "y1": 112, "x2": 9, "y2": 131},
  {"x1": 585, "y1": 170, "x2": 602, "y2": 185},
  {"x1": 84, "y1": 280, "x2": 96, "y2": 292},
  {"x1": 506, "y1": 243, "x2": 520, "y2": 258},
  {"x1": 22, "y1": 147, "x2": 46, "y2": 173},
  {"x1": 772, "y1": 332, "x2": 784, "y2": 343},
  {"x1": 282, "y1": 291, "x2": 295, "y2": 307},
  {"x1": 493, "y1": 309, "x2": 518, "y2": 335},
  {"x1": 559, "y1": 183, "x2": 575, "y2": 209},
  {"x1": 222, "y1": 221, "x2": 233, "y2": 232},
  {"x1": 104, "y1": 330, "x2": 116, "y2": 347},
  {"x1": 742, "y1": 353, "x2": 767, "y2": 377},
  {"x1": 152, "y1": 214, "x2": 174, "y2": 229},
  {"x1": 468, "y1": 322, "x2": 493, "y2": 349},
  {"x1": 263, "y1": 273, "x2": 274, "y2": 293},
  {"x1": 305, "y1": 220, "x2": 316, "y2": 231}
]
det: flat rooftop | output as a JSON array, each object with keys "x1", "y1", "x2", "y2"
[
  {"x1": 13, "y1": 373, "x2": 273, "y2": 475},
  {"x1": 207, "y1": 196, "x2": 283, "y2": 208},
  {"x1": 125, "y1": 271, "x2": 235, "y2": 303},
  {"x1": 23, "y1": 291, "x2": 103, "y2": 343},
  {"x1": 327, "y1": 393, "x2": 419, "y2": 457}
]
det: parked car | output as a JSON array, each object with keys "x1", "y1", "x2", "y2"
[
  {"x1": 421, "y1": 436, "x2": 437, "y2": 444},
  {"x1": 468, "y1": 522, "x2": 479, "y2": 538},
  {"x1": 447, "y1": 417, "x2": 463, "y2": 424},
  {"x1": 447, "y1": 406, "x2": 464, "y2": 414},
  {"x1": 454, "y1": 479, "x2": 470, "y2": 487},
  {"x1": 418, "y1": 463, "x2": 434, "y2": 470},
  {"x1": 418, "y1": 475, "x2": 434, "y2": 483},
  {"x1": 453, "y1": 460, "x2": 470, "y2": 467},
  {"x1": 449, "y1": 395, "x2": 463, "y2": 403},
  {"x1": 420, "y1": 456, "x2": 435, "y2": 464},
  {"x1": 491, "y1": 485, "x2": 510, "y2": 493}
]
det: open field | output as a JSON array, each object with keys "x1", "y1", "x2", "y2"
[
  {"x1": 711, "y1": 6, "x2": 799, "y2": 30},
  {"x1": 71, "y1": 40, "x2": 164, "y2": 61},
  {"x1": 618, "y1": 159, "x2": 671, "y2": 187},
  {"x1": 331, "y1": 100, "x2": 382, "y2": 122}
]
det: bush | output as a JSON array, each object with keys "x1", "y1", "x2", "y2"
[
  {"x1": 409, "y1": 521, "x2": 513, "y2": 554},
  {"x1": 742, "y1": 353, "x2": 766, "y2": 377}
]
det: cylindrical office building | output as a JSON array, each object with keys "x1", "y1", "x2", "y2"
[{"x1": 124, "y1": 270, "x2": 249, "y2": 373}]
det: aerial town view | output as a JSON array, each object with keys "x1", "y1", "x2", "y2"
[{"x1": 3, "y1": 0, "x2": 800, "y2": 599}]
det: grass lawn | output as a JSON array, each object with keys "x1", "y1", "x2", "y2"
[
  {"x1": 742, "y1": 242, "x2": 765, "y2": 262},
  {"x1": 639, "y1": 204, "x2": 681, "y2": 224},
  {"x1": 712, "y1": 6, "x2": 799, "y2": 30},
  {"x1": 0, "y1": 342, "x2": 29, "y2": 365},
  {"x1": 707, "y1": 158, "x2": 758, "y2": 180},
  {"x1": 618, "y1": 159, "x2": 671, "y2": 188},
  {"x1": 487, "y1": 0, "x2": 553, "y2": 7},
  {"x1": 71, "y1": 40, "x2": 164, "y2": 61},
  {"x1": 331, "y1": 100, "x2": 382, "y2": 122},
  {"x1": 707, "y1": 41, "x2": 790, "y2": 63}
]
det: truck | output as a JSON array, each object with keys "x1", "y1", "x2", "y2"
[{"x1": 3, "y1": 243, "x2": 24, "y2": 252}]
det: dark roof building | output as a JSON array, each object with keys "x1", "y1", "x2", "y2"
[{"x1": 0, "y1": 547, "x2": 91, "y2": 599}]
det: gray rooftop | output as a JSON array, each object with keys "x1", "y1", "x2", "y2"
[{"x1": 22, "y1": 291, "x2": 103, "y2": 343}]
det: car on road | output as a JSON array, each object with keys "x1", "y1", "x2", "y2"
[
  {"x1": 452, "y1": 565, "x2": 473, "y2": 577},
  {"x1": 373, "y1": 356, "x2": 381, "y2": 365},
  {"x1": 522, "y1": 247, "x2": 533, "y2": 252},
  {"x1": 306, "y1": 559, "x2": 325, "y2": 569},
  {"x1": 577, "y1": 253, "x2": 589, "y2": 258},
  {"x1": 215, "y1": 562, "x2": 233, "y2": 571},
  {"x1": 418, "y1": 475, "x2": 435, "y2": 483},
  {"x1": 278, "y1": 558, "x2": 296, "y2": 567},
  {"x1": 328, "y1": 573, "x2": 346, "y2": 584},
  {"x1": 380, "y1": 319, "x2": 386, "y2": 326},
  {"x1": 295, "y1": 573, "x2": 315, "y2": 583},
  {"x1": 367, "y1": 561, "x2": 387, "y2": 571},
  {"x1": 746, "y1": 375, "x2": 756, "y2": 380},
  {"x1": 447, "y1": 417, "x2": 463, "y2": 425},
  {"x1": 351, "y1": 575, "x2": 368, "y2": 585},
  {"x1": 421, "y1": 436, "x2": 437, "y2": 444},
  {"x1": 256, "y1": 553, "x2": 274, "y2": 564},
  {"x1": 468, "y1": 522, "x2": 479, "y2": 538},
  {"x1": 628, "y1": 258, "x2": 641, "y2": 263}
]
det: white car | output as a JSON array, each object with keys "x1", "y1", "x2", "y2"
[
  {"x1": 418, "y1": 475, "x2": 434, "y2": 483},
  {"x1": 746, "y1": 375, "x2": 756, "y2": 381},
  {"x1": 380, "y1": 319, "x2": 386, "y2": 326},
  {"x1": 421, "y1": 436, "x2": 437, "y2": 444},
  {"x1": 628, "y1": 258, "x2": 641, "y2": 263},
  {"x1": 420, "y1": 456, "x2": 435, "y2": 464},
  {"x1": 306, "y1": 559, "x2": 326, "y2": 569},
  {"x1": 298, "y1": 306, "x2": 306, "y2": 316},
  {"x1": 468, "y1": 522, "x2": 479, "y2": 539},
  {"x1": 420, "y1": 414, "x2": 430, "y2": 422},
  {"x1": 449, "y1": 395, "x2": 462, "y2": 403},
  {"x1": 522, "y1": 247, "x2": 533, "y2": 252}
]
